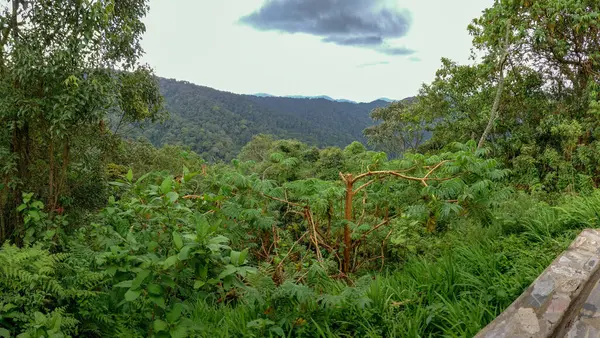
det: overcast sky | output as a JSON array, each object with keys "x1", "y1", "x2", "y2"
[{"x1": 141, "y1": 0, "x2": 494, "y2": 102}]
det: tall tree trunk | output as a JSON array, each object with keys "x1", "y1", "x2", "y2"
[{"x1": 478, "y1": 20, "x2": 512, "y2": 149}]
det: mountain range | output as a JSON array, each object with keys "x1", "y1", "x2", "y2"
[
  {"x1": 124, "y1": 78, "x2": 402, "y2": 162},
  {"x1": 252, "y1": 93, "x2": 396, "y2": 104}
]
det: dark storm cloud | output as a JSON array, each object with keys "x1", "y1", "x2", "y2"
[{"x1": 239, "y1": 0, "x2": 414, "y2": 55}]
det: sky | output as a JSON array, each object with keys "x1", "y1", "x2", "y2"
[{"x1": 141, "y1": 0, "x2": 495, "y2": 103}]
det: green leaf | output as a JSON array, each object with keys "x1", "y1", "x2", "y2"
[
  {"x1": 0, "y1": 327, "x2": 9, "y2": 338},
  {"x1": 132, "y1": 269, "x2": 151, "y2": 289},
  {"x1": 218, "y1": 265, "x2": 238, "y2": 279},
  {"x1": 125, "y1": 289, "x2": 141, "y2": 302},
  {"x1": 230, "y1": 248, "x2": 248, "y2": 266},
  {"x1": 163, "y1": 255, "x2": 178, "y2": 269},
  {"x1": 148, "y1": 241, "x2": 159, "y2": 252},
  {"x1": 270, "y1": 327, "x2": 285, "y2": 336},
  {"x1": 31, "y1": 201, "x2": 44, "y2": 210},
  {"x1": 150, "y1": 295, "x2": 165, "y2": 308},
  {"x1": 166, "y1": 303, "x2": 184, "y2": 323},
  {"x1": 113, "y1": 280, "x2": 133, "y2": 288},
  {"x1": 166, "y1": 191, "x2": 179, "y2": 203},
  {"x1": 34, "y1": 311, "x2": 46, "y2": 324},
  {"x1": 136, "y1": 172, "x2": 152, "y2": 184},
  {"x1": 147, "y1": 283, "x2": 162, "y2": 295},
  {"x1": 126, "y1": 169, "x2": 133, "y2": 182},
  {"x1": 161, "y1": 276, "x2": 177, "y2": 288},
  {"x1": 195, "y1": 214, "x2": 209, "y2": 233},
  {"x1": 193, "y1": 280, "x2": 205, "y2": 289},
  {"x1": 160, "y1": 176, "x2": 173, "y2": 194},
  {"x1": 183, "y1": 172, "x2": 200, "y2": 184},
  {"x1": 178, "y1": 245, "x2": 193, "y2": 261},
  {"x1": 172, "y1": 231, "x2": 183, "y2": 250},
  {"x1": 153, "y1": 319, "x2": 169, "y2": 332},
  {"x1": 170, "y1": 325, "x2": 188, "y2": 338}
]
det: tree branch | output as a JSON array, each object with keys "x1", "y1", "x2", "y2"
[
  {"x1": 261, "y1": 193, "x2": 304, "y2": 208},
  {"x1": 353, "y1": 179, "x2": 376, "y2": 195},
  {"x1": 351, "y1": 218, "x2": 394, "y2": 248}
]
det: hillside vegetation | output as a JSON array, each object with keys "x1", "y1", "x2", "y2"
[
  {"x1": 125, "y1": 78, "x2": 393, "y2": 162},
  {"x1": 1, "y1": 0, "x2": 600, "y2": 337}
]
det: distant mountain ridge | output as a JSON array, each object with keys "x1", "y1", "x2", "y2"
[
  {"x1": 252, "y1": 93, "x2": 397, "y2": 104},
  {"x1": 126, "y1": 78, "x2": 406, "y2": 162}
]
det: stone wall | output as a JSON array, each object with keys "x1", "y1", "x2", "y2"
[{"x1": 475, "y1": 229, "x2": 600, "y2": 338}]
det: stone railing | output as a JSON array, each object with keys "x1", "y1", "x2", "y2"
[{"x1": 475, "y1": 229, "x2": 600, "y2": 338}]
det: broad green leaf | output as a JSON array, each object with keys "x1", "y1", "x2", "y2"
[
  {"x1": 183, "y1": 172, "x2": 200, "y2": 184},
  {"x1": 132, "y1": 269, "x2": 151, "y2": 288},
  {"x1": 147, "y1": 283, "x2": 162, "y2": 295},
  {"x1": 148, "y1": 241, "x2": 159, "y2": 252},
  {"x1": 34, "y1": 312, "x2": 46, "y2": 324},
  {"x1": 270, "y1": 327, "x2": 285, "y2": 336},
  {"x1": 150, "y1": 295, "x2": 165, "y2": 308},
  {"x1": 160, "y1": 176, "x2": 173, "y2": 194},
  {"x1": 195, "y1": 214, "x2": 209, "y2": 233},
  {"x1": 126, "y1": 168, "x2": 133, "y2": 182},
  {"x1": 178, "y1": 245, "x2": 193, "y2": 260},
  {"x1": 135, "y1": 172, "x2": 152, "y2": 184},
  {"x1": 172, "y1": 231, "x2": 183, "y2": 250},
  {"x1": 124, "y1": 289, "x2": 141, "y2": 302},
  {"x1": 153, "y1": 319, "x2": 169, "y2": 332},
  {"x1": 193, "y1": 280, "x2": 205, "y2": 289},
  {"x1": 163, "y1": 255, "x2": 178, "y2": 269},
  {"x1": 166, "y1": 303, "x2": 184, "y2": 323},
  {"x1": 0, "y1": 327, "x2": 9, "y2": 338},
  {"x1": 113, "y1": 280, "x2": 133, "y2": 288},
  {"x1": 166, "y1": 191, "x2": 179, "y2": 203},
  {"x1": 170, "y1": 325, "x2": 188, "y2": 338},
  {"x1": 230, "y1": 249, "x2": 248, "y2": 266},
  {"x1": 31, "y1": 201, "x2": 44, "y2": 209},
  {"x1": 199, "y1": 264, "x2": 208, "y2": 279},
  {"x1": 161, "y1": 276, "x2": 176, "y2": 288},
  {"x1": 218, "y1": 265, "x2": 238, "y2": 279}
]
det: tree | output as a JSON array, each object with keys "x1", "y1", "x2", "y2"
[{"x1": 0, "y1": 0, "x2": 164, "y2": 241}]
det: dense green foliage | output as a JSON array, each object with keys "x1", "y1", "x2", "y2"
[
  {"x1": 0, "y1": 0, "x2": 164, "y2": 241},
  {"x1": 124, "y1": 78, "x2": 392, "y2": 162},
  {"x1": 2, "y1": 0, "x2": 600, "y2": 337},
  {"x1": 365, "y1": 0, "x2": 600, "y2": 199}
]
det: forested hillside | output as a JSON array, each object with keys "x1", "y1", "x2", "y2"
[
  {"x1": 126, "y1": 78, "x2": 394, "y2": 161},
  {"x1": 1, "y1": 0, "x2": 600, "y2": 337}
]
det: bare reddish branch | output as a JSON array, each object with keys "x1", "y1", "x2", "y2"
[{"x1": 353, "y1": 179, "x2": 376, "y2": 195}]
